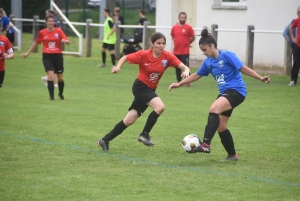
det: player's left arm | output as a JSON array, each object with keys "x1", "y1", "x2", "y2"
[{"x1": 240, "y1": 65, "x2": 270, "y2": 83}]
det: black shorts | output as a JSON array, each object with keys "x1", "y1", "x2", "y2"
[
  {"x1": 6, "y1": 32, "x2": 14, "y2": 43},
  {"x1": 217, "y1": 89, "x2": 245, "y2": 117},
  {"x1": 128, "y1": 79, "x2": 158, "y2": 116},
  {"x1": 175, "y1": 54, "x2": 189, "y2": 66},
  {"x1": 42, "y1": 53, "x2": 64, "y2": 74},
  {"x1": 102, "y1": 43, "x2": 115, "y2": 51},
  {"x1": 0, "y1": 70, "x2": 5, "y2": 88}
]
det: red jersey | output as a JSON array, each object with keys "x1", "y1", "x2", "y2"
[
  {"x1": 291, "y1": 17, "x2": 300, "y2": 47},
  {"x1": 170, "y1": 23, "x2": 195, "y2": 55},
  {"x1": 127, "y1": 49, "x2": 181, "y2": 89},
  {"x1": 36, "y1": 28, "x2": 68, "y2": 54},
  {"x1": 0, "y1": 35, "x2": 13, "y2": 71}
]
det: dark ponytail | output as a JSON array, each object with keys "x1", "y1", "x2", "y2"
[{"x1": 198, "y1": 28, "x2": 217, "y2": 48}]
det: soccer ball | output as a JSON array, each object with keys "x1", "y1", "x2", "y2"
[{"x1": 182, "y1": 134, "x2": 201, "y2": 153}]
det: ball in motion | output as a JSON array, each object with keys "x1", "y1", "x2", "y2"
[{"x1": 182, "y1": 134, "x2": 201, "y2": 153}]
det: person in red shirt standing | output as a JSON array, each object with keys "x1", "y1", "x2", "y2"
[
  {"x1": 0, "y1": 23, "x2": 14, "y2": 88},
  {"x1": 289, "y1": 6, "x2": 300, "y2": 86},
  {"x1": 170, "y1": 12, "x2": 195, "y2": 86},
  {"x1": 22, "y1": 16, "x2": 70, "y2": 101},
  {"x1": 97, "y1": 32, "x2": 190, "y2": 151}
]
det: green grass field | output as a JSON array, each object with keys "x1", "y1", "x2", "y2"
[{"x1": 0, "y1": 34, "x2": 300, "y2": 200}]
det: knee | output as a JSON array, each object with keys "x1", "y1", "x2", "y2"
[
  {"x1": 123, "y1": 118, "x2": 136, "y2": 126},
  {"x1": 217, "y1": 123, "x2": 227, "y2": 133},
  {"x1": 154, "y1": 104, "x2": 165, "y2": 115}
]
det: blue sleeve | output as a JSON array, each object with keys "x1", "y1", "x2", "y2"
[
  {"x1": 282, "y1": 24, "x2": 290, "y2": 38},
  {"x1": 224, "y1": 51, "x2": 244, "y2": 70},
  {"x1": 2, "y1": 17, "x2": 9, "y2": 30},
  {"x1": 196, "y1": 61, "x2": 209, "y2": 76}
]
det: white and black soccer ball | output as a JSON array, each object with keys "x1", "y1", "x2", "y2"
[{"x1": 182, "y1": 134, "x2": 201, "y2": 153}]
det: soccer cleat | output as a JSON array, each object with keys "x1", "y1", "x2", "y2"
[
  {"x1": 97, "y1": 64, "x2": 106, "y2": 67},
  {"x1": 58, "y1": 93, "x2": 65, "y2": 100},
  {"x1": 41, "y1": 76, "x2": 48, "y2": 87},
  {"x1": 50, "y1": 97, "x2": 54, "y2": 101},
  {"x1": 191, "y1": 143, "x2": 211, "y2": 153},
  {"x1": 96, "y1": 139, "x2": 109, "y2": 151},
  {"x1": 138, "y1": 132, "x2": 154, "y2": 146},
  {"x1": 221, "y1": 154, "x2": 239, "y2": 162},
  {"x1": 288, "y1": 81, "x2": 296, "y2": 86}
]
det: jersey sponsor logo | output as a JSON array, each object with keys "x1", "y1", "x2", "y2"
[
  {"x1": 161, "y1": 60, "x2": 168, "y2": 67},
  {"x1": 215, "y1": 74, "x2": 225, "y2": 85},
  {"x1": 48, "y1": 42, "x2": 56, "y2": 49},
  {"x1": 149, "y1": 72, "x2": 161, "y2": 81},
  {"x1": 218, "y1": 60, "x2": 224, "y2": 68}
]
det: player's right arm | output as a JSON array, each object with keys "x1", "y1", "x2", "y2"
[
  {"x1": 169, "y1": 73, "x2": 202, "y2": 91},
  {"x1": 22, "y1": 41, "x2": 38, "y2": 58}
]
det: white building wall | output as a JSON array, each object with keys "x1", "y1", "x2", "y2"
[{"x1": 156, "y1": 0, "x2": 299, "y2": 71}]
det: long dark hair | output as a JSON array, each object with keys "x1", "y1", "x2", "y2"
[{"x1": 198, "y1": 28, "x2": 217, "y2": 48}]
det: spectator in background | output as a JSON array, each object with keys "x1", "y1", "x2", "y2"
[
  {"x1": 0, "y1": 8, "x2": 14, "y2": 46},
  {"x1": 97, "y1": 8, "x2": 116, "y2": 68},
  {"x1": 138, "y1": 9, "x2": 147, "y2": 25},
  {"x1": 288, "y1": 6, "x2": 300, "y2": 86},
  {"x1": 113, "y1": 7, "x2": 124, "y2": 37},
  {"x1": 171, "y1": 12, "x2": 195, "y2": 86}
]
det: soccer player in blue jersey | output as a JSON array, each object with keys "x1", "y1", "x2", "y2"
[{"x1": 168, "y1": 28, "x2": 270, "y2": 161}]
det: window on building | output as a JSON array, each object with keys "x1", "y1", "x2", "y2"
[{"x1": 212, "y1": 0, "x2": 247, "y2": 10}]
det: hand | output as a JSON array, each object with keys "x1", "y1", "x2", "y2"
[
  {"x1": 260, "y1": 75, "x2": 270, "y2": 83},
  {"x1": 181, "y1": 72, "x2": 189, "y2": 78},
  {"x1": 168, "y1": 83, "x2": 180, "y2": 91},
  {"x1": 61, "y1": 39, "x2": 70, "y2": 45},
  {"x1": 2, "y1": 53, "x2": 9, "y2": 59},
  {"x1": 112, "y1": 66, "x2": 120, "y2": 74},
  {"x1": 292, "y1": 38, "x2": 298, "y2": 44},
  {"x1": 107, "y1": 35, "x2": 110, "y2": 40},
  {"x1": 22, "y1": 53, "x2": 29, "y2": 58}
]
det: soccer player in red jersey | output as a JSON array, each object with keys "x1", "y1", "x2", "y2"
[
  {"x1": 22, "y1": 16, "x2": 70, "y2": 101},
  {"x1": 97, "y1": 32, "x2": 190, "y2": 151},
  {"x1": 0, "y1": 23, "x2": 14, "y2": 88},
  {"x1": 171, "y1": 12, "x2": 195, "y2": 86}
]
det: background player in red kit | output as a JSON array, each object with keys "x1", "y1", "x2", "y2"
[
  {"x1": 22, "y1": 16, "x2": 70, "y2": 101},
  {"x1": 97, "y1": 32, "x2": 190, "y2": 151},
  {"x1": 0, "y1": 23, "x2": 14, "y2": 88},
  {"x1": 171, "y1": 12, "x2": 195, "y2": 86}
]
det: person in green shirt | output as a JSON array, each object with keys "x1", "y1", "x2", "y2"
[{"x1": 98, "y1": 8, "x2": 117, "y2": 68}]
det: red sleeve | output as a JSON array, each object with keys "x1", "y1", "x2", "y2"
[
  {"x1": 57, "y1": 28, "x2": 68, "y2": 40},
  {"x1": 35, "y1": 30, "x2": 43, "y2": 44},
  {"x1": 127, "y1": 50, "x2": 144, "y2": 64},
  {"x1": 167, "y1": 51, "x2": 181, "y2": 68},
  {"x1": 291, "y1": 18, "x2": 299, "y2": 28}
]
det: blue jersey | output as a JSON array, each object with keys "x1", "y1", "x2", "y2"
[
  {"x1": 196, "y1": 50, "x2": 247, "y2": 97},
  {"x1": 1, "y1": 16, "x2": 14, "y2": 34}
]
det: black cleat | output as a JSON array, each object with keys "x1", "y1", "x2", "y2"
[
  {"x1": 138, "y1": 132, "x2": 154, "y2": 146},
  {"x1": 97, "y1": 139, "x2": 109, "y2": 151},
  {"x1": 58, "y1": 93, "x2": 65, "y2": 100},
  {"x1": 221, "y1": 154, "x2": 239, "y2": 162},
  {"x1": 50, "y1": 97, "x2": 54, "y2": 101},
  {"x1": 191, "y1": 143, "x2": 211, "y2": 153}
]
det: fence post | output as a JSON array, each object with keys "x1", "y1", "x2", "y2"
[
  {"x1": 115, "y1": 20, "x2": 121, "y2": 59},
  {"x1": 246, "y1": 25, "x2": 255, "y2": 69},
  {"x1": 143, "y1": 21, "x2": 150, "y2": 50},
  {"x1": 86, "y1": 19, "x2": 92, "y2": 57},
  {"x1": 32, "y1": 15, "x2": 39, "y2": 53},
  {"x1": 284, "y1": 40, "x2": 292, "y2": 75},
  {"x1": 211, "y1": 24, "x2": 218, "y2": 44}
]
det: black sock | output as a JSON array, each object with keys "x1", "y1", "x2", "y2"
[
  {"x1": 58, "y1": 81, "x2": 64, "y2": 95},
  {"x1": 102, "y1": 52, "x2": 106, "y2": 64},
  {"x1": 102, "y1": 120, "x2": 128, "y2": 142},
  {"x1": 218, "y1": 129, "x2": 236, "y2": 155},
  {"x1": 110, "y1": 54, "x2": 116, "y2": 65},
  {"x1": 203, "y1": 113, "x2": 220, "y2": 145},
  {"x1": 142, "y1": 111, "x2": 160, "y2": 134},
  {"x1": 47, "y1": 80, "x2": 54, "y2": 99}
]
